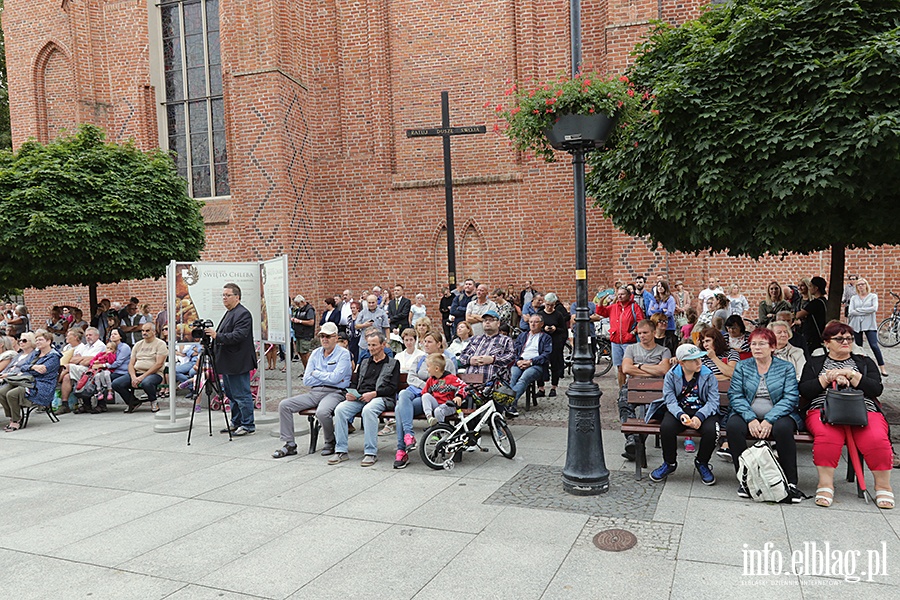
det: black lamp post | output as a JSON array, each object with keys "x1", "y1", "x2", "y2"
[{"x1": 559, "y1": 0, "x2": 610, "y2": 495}]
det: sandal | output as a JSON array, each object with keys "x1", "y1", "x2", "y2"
[
  {"x1": 272, "y1": 444, "x2": 298, "y2": 459},
  {"x1": 875, "y1": 490, "x2": 894, "y2": 510},
  {"x1": 815, "y1": 487, "x2": 834, "y2": 507},
  {"x1": 3, "y1": 422, "x2": 20, "y2": 432}
]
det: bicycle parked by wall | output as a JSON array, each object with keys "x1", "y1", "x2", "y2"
[{"x1": 876, "y1": 291, "x2": 900, "y2": 348}]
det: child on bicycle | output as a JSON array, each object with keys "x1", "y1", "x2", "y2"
[{"x1": 422, "y1": 353, "x2": 467, "y2": 426}]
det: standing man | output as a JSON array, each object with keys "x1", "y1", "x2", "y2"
[
  {"x1": 633, "y1": 276, "x2": 655, "y2": 313},
  {"x1": 290, "y1": 295, "x2": 316, "y2": 367},
  {"x1": 519, "y1": 280, "x2": 539, "y2": 311},
  {"x1": 120, "y1": 303, "x2": 143, "y2": 346},
  {"x1": 595, "y1": 287, "x2": 644, "y2": 388},
  {"x1": 339, "y1": 290, "x2": 354, "y2": 334},
  {"x1": 465, "y1": 283, "x2": 498, "y2": 336},
  {"x1": 388, "y1": 284, "x2": 412, "y2": 333},
  {"x1": 273, "y1": 322, "x2": 352, "y2": 458},
  {"x1": 207, "y1": 283, "x2": 258, "y2": 436},
  {"x1": 841, "y1": 274, "x2": 858, "y2": 319},
  {"x1": 356, "y1": 294, "x2": 390, "y2": 337},
  {"x1": 697, "y1": 278, "x2": 723, "y2": 312},
  {"x1": 449, "y1": 278, "x2": 476, "y2": 327}
]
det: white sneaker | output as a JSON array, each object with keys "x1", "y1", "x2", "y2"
[{"x1": 426, "y1": 416, "x2": 438, "y2": 427}]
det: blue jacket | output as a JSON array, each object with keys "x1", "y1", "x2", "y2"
[
  {"x1": 728, "y1": 357, "x2": 802, "y2": 429},
  {"x1": 646, "y1": 364, "x2": 719, "y2": 424},
  {"x1": 450, "y1": 292, "x2": 475, "y2": 322},
  {"x1": 23, "y1": 349, "x2": 61, "y2": 407},
  {"x1": 513, "y1": 331, "x2": 552, "y2": 366}
]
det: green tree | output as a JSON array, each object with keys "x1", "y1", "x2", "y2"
[
  {"x1": 0, "y1": 124, "x2": 205, "y2": 310},
  {"x1": 0, "y1": 0, "x2": 11, "y2": 149},
  {"x1": 587, "y1": 0, "x2": 900, "y2": 319}
]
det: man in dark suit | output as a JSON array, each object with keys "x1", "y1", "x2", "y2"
[
  {"x1": 206, "y1": 283, "x2": 258, "y2": 436},
  {"x1": 387, "y1": 284, "x2": 411, "y2": 333}
]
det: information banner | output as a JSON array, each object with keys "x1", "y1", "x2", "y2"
[
  {"x1": 260, "y1": 257, "x2": 288, "y2": 343},
  {"x1": 174, "y1": 262, "x2": 262, "y2": 342}
]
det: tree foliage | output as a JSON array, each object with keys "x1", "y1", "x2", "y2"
[
  {"x1": 587, "y1": 0, "x2": 900, "y2": 258},
  {"x1": 0, "y1": 124, "x2": 205, "y2": 291}
]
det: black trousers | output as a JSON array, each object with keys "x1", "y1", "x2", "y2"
[
  {"x1": 726, "y1": 414, "x2": 798, "y2": 485},
  {"x1": 659, "y1": 410, "x2": 717, "y2": 465}
]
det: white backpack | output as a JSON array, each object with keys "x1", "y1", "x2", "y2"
[{"x1": 737, "y1": 441, "x2": 789, "y2": 503}]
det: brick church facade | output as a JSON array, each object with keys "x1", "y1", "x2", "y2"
[{"x1": 4, "y1": 0, "x2": 898, "y2": 319}]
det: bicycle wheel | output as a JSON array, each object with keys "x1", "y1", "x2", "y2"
[
  {"x1": 419, "y1": 424, "x2": 457, "y2": 470},
  {"x1": 595, "y1": 339, "x2": 613, "y2": 376},
  {"x1": 877, "y1": 318, "x2": 900, "y2": 348},
  {"x1": 563, "y1": 341, "x2": 573, "y2": 376},
  {"x1": 489, "y1": 412, "x2": 516, "y2": 458}
]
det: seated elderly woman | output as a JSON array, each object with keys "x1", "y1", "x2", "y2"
[
  {"x1": 0, "y1": 331, "x2": 61, "y2": 431},
  {"x1": 726, "y1": 328, "x2": 804, "y2": 503},
  {"x1": 798, "y1": 321, "x2": 892, "y2": 509},
  {"x1": 646, "y1": 344, "x2": 720, "y2": 486},
  {"x1": 769, "y1": 320, "x2": 805, "y2": 380}
]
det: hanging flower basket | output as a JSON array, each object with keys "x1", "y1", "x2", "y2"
[
  {"x1": 493, "y1": 71, "x2": 645, "y2": 162},
  {"x1": 544, "y1": 113, "x2": 617, "y2": 152}
]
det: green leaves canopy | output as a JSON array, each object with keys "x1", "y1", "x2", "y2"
[
  {"x1": 587, "y1": 0, "x2": 900, "y2": 257},
  {"x1": 0, "y1": 124, "x2": 205, "y2": 290}
]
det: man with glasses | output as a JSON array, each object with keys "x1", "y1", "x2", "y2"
[
  {"x1": 112, "y1": 323, "x2": 168, "y2": 413},
  {"x1": 206, "y1": 283, "x2": 258, "y2": 435},
  {"x1": 272, "y1": 322, "x2": 352, "y2": 458}
]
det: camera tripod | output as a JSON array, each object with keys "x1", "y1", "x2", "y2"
[{"x1": 186, "y1": 341, "x2": 232, "y2": 444}]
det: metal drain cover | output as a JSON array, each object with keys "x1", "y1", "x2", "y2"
[{"x1": 592, "y1": 529, "x2": 637, "y2": 552}]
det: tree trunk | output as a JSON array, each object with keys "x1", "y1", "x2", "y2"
[
  {"x1": 88, "y1": 283, "x2": 98, "y2": 325},
  {"x1": 826, "y1": 245, "x2": 844, "y2": 322}
]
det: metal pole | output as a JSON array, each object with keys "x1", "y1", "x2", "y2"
[
  {"x1": 562, "y1": 147, "x2": 610, "y2": 495},
  {"x1": 562, "y1": 0, "x2": 609, "y2": 495},
  {"x1": 441, "y1": 91, "x2": 457, "y2": 290},
  {"x1": 571, "y1": 0, "x2": 582, "y2": 76}
]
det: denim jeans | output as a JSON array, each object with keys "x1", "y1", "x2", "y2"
[
  {"x1": 395, "y1": 387, "x2": 423, "y2": 451},
  {"x1": 334, "y1": 397, "x2": 393, "y2": 456},
  {"x1": 510, "y1": 365, "x2": 544, "y2": 407},
  {"x1": 222, "y1": 372, "x2": 254, "y2": 431},
  {"x1": 175, "y1": 362, "x2": 195, "y2": 383},
  {"x1": 112, "y1": 372, "x2": 163, "y2": 408}
]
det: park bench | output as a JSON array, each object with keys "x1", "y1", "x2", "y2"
[
  {"x1": 620, "y1": 378, "x2": 816, "y2": 481},
  {"x1": 298, "y1": 372, "x2": 484, "y2": 454},
  {"x1": 21, "y1": 404, "x2": 59, "y2": 429}
]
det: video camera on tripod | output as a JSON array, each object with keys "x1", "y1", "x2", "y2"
[{"x1": 190, "y1": 319, "x2": 215, "y2": 348}]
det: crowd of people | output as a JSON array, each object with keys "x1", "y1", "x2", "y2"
[{"x1": 0, "y1": 272, "x2": 895, "y2": 508}]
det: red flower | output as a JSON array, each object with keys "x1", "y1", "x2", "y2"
[
  {"x1": 493, "y1": 123, "x2": 501, "y2": 133},
  {"x1": 627, "y1": 88, "x2": 635, "y2": 97},
  {"x1": 545, "y1": 97, "x2": 557, "y2": 105},
  {"x1": 588, "y1": 107, "x2": 595, "y2": 113},
  {"x1": 495, "y1": 104, "x2": 504, "y2": 112},
  {"x1": 619, "y1": 75, "x2": 629, "y2": 83},
  {"x1": 555, "y1": 89, "x2": 564, "y2": 97},
  {"x1": 511, "y1": 106, "x2": 521, "y2": 115},
  {"x1": 583, "y1": 79, "x2": 591, "y2": 87},
  {"x1": 532, "y1": 109, "x2": 541, "y2": 114}
]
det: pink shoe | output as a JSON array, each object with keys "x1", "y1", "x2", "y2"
[
  {"x1": 393, "y1": 450, "x2": 408, "y2": 469},
  {"x1": 684, "y1": 438, "x2": 696, "y2": 453},
  {"x1": 404, "y1": 434, "x2": 417, "y2": 452}
]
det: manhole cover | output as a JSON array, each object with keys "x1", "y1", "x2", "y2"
[{"x1": 592, "y1": 529, "x2": 637, "y2": 552}]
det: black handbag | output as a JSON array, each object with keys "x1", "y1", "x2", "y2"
[{"x1": 820, "y1": 383, "x2": 868, "y2": 427}]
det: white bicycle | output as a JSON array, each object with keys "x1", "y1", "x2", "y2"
[{"x1": 419, "y1": 378, "x2": 516, "y2": 470}]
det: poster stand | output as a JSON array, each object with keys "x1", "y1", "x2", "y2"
[{"x1": 154, "y1": 256, "x2": 290, "y2": 434}]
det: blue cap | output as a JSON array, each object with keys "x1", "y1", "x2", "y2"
[{"x1": 482, "y1": 310, "x2": 500, "y2": 320}]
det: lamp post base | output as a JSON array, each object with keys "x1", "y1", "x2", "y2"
[{"x1": 562, "y1": 379, "x2": 609, "y2": 496}]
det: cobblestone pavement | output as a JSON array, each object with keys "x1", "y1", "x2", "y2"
[{"x1": 485, "y1": 464, "x2": 663, "y2": 521}]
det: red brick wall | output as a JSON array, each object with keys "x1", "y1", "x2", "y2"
[{"x1": 8, "y1": 0, "x2": 900, "y2": 324}]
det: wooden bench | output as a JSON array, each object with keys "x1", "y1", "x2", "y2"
[
  {"x1": 621, "y1": 378, "x2": 816, "y2": 480},
  {"x1": 298, "y1": 372, "x2": 484, "y2": 454}
]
